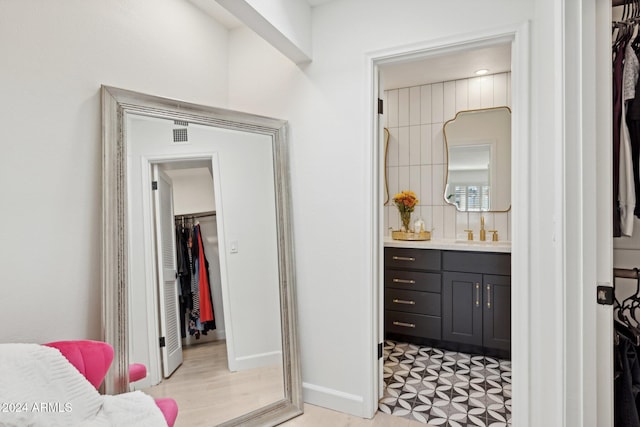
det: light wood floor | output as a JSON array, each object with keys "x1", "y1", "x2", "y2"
[
  {"x1": 281, "y1": 404, "x2": 435, "y2": 427},
  {"x1": 144, "y1": 340, "x2": 433, "y2": 426},
  {"x1": 143, "y1": 340, "x2": 284, "y2": 426}
]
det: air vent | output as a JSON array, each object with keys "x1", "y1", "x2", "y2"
[
  {"x1": 173, "y1": 128, "x2": 188, "y2": 143},
  {"x1": 174, "y1": 120, "x2": 189, "y2": 127}
]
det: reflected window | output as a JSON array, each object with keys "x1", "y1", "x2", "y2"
[{"x1": 453, "y1": 185, "x2": 490, "y2": 211}]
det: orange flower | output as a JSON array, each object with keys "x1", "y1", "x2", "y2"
[{"x1": 393, "y1": 190, "x2": 418, "y2": 213}]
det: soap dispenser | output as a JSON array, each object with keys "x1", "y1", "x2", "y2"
[{"x1": 414, "y1": 218, "x2": 425, "y2": 233}]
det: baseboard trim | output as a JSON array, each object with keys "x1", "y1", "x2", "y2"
[
  {"x1": 233, "y1": 350, "x2": 282, "y2": 371},
  {"x1": 302, "y1": 382, "x2": 367, "y2": 418}
]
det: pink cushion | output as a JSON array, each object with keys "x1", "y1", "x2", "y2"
[
  {"x1": 43, "y1": 340, "x2": 177, "y2": 426},
  {"x1": 128, "y1": 363, "x2": 147, "y2": 383},
  {"x1": 155, "y1": 398, "x2": 178, "y2": 427},
  {"x1": 43, "y1": 340, "x2": 114, "y2": 390}
]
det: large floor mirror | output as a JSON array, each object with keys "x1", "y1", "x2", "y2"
[{"x1": 101, "y1": 86, "x2": 302, "y2": 426}]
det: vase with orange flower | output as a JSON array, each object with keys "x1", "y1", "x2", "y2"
[{"x1": 393, "y1": 190, "x2": 419, "y2": 233}]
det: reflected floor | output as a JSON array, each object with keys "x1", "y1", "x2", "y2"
[{"x1": 143, "y1": 340, "x2": 284, "y2": 426}]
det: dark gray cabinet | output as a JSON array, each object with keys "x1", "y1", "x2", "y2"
[
  {"x1": 441, "y1": 251, "x2": 511, "y2": 352},
  {"x1": 384, "y1": 248, "x2": 442, "y2": 340},
  {"x1": 385, "y1": 246, "x2": 511, "y2": 354},
  {"x1": 482, "y1": 274, "x2": 511, "y2": 351},
  {"x1": 442, "y1": 272, "x2": 483, "y2": 346}
]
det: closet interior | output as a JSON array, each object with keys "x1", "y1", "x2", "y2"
[
  {"x1": 612, "y1": 1, "x2": 640, "y2": 423},
  {"x1": 164, "y1": 165, "x2": 224, "y2": 347}
]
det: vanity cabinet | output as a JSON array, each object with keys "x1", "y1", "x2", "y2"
[
  {"x1": 442, "y1": 251, "x2": 511, "y2": 352},
  {"x1": 384, "y1": 246, "x2": 511, "y2": 355},
  {"x1": 384, "y1": 248, "x2": 442, "y2": 340}
]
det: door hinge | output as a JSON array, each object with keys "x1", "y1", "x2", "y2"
[
  {"x1": 378, "y1": 98, "x2": 383, "y2": 115},
  {"x1": 152, "y1": 181, "x2": 158, "y2": 190},
  {"x1": 159, "y1": 337, "x2": 166, "y2": 348},
  {"x1": 377, "y1": 342, "x2": 383, "y2": 359},
  {"x1": 597, "y1": 285, "x2": 614, "y2": 305}
]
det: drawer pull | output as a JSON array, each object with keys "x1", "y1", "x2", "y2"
[
  {"x1": 487, "y1": 284, "x2": 492, "y2": 309},
  {"x1": 393, "y1": 278, "x2": 416, "y2": 284},
  {"x1": 392, "y1": 298, "x2": 416, "y2": 305},
  {"x1": 392, "y1": 321, "x2": 416, "y2": 328},
  {"x1": 392, "y1": 256, "x2": 415, "y2": 262},
  {"x1": 475, "y1": 283, "x2": 480, "y2": 307}
]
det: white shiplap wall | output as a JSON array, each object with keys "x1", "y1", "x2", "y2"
[{"x1": 384, "y1": 72, "x2": 512, "y2": 241}]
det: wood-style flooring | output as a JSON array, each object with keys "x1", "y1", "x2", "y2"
[
  {"x1": 144, "y1": 340, "x2": 432, "y2": 426},
  {"x1": 143, "y1": 340, "x2": 284, "y2": 426}
]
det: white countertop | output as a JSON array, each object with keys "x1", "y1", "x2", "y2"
[{"x1": 384, "y1": 236, "x2": 511, "y2": 253}]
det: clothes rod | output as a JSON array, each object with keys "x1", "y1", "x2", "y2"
[
  {"x1": 614, "y1": 268, "x2": 640, "y2": 279},
  {"x1": 175, "y1": 211, "x2": 216, "y2": 220}
]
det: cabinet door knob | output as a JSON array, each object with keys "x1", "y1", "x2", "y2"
[
  {"x1": 392, "y1": 298, "x2": 416, "y2": 305},
  {"x1": 475, "y1": 283, "x2": 480, "y2": 307},
  {"x1": 392, "y1": 321, "x2": 416, "y2": 328},
  {"x1": 393, "y1": 278, "x2": 416, "y2": 284},
  {"x1": 392, "y1": 256, "x2": 415, "y2": 262},
  {"x1": 487, "y1": 284, "x2": 492, "y2": 309}
]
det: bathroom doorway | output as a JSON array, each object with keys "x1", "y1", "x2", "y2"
[{"x1": 368, "y1": 27, "x2": 530, "y2": 425}]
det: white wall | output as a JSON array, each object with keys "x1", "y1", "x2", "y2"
[
  {"x1": 227, "y1": 0, "x2": 536, "y2": 419},
  {"x1": 166, "y1": 168, "x2": 217, "y2": 215},
  {"x1": 0, "y1": 0, "x2": 229, "y2": 344},
  {"x1": 384, "y1": 72, "x2": 512, "y2": 240}
]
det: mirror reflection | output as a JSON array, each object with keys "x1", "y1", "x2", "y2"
[
  {"x1": 101, "y1": 86, "x2": 302, "y2": 427},
  {"x1": 128, "y1": 116, "x2": 284, "y2": 426},
  {"x1": 443, "y1": 106, "x2": 511, "y2": 212}
]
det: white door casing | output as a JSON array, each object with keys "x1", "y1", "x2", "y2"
[
  {"x1": 367, "y1": 23, "x2": 530, "y2": 422},
  {"x1": 152, "y1": 165, "x2": 183, "y2": 378}
]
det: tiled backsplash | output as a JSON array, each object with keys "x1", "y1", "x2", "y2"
[{"x1": 384, "y1": 72, "x2": 512, "y2": 241}]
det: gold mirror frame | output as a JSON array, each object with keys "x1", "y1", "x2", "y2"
[
  {"x1": 101, "y1": 86, "x2": 303, "y2": 426},
  {"x1": 443, "y1": 106, "x2": 512, "y2": 212}
]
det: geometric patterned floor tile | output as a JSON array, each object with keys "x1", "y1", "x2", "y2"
[{"x1": 379, "y1": 340, "x2": 512, "y2": 427}]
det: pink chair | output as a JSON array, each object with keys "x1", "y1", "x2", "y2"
[{"x1": 44, "y1": 340, "x2": 178, "y2": 427}]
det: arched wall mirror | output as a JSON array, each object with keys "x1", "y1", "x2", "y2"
[
  {"x1": 443, "y1": 106, "x2": 511, "y2": 212},
  {"x1": 101, "y1": 86, "x2": 302, "y2": 426}
]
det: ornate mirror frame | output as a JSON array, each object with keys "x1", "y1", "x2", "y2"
[
  {"x1": 442, "y1": 106, "x2": 512, "y2": 213},
  {"x1": 101, "y1": 86, "x2": 302, "y2": 426}
]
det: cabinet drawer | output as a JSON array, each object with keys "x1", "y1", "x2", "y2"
[
  {"x1": 442, "y1": 251, "x2": 511, "y2": 275},
  {"x1": 384, "y1": 270, "x2": 441, "y2": 293},
  {"x1": 385, "y1": 247, "x2": 441, "y2": 270},
  {"x1": 385, "y1": 288, "x2": 441, "y2": 316},
  {"x1": 385, "y1": 310, "x2": 441, "y2": 339}
]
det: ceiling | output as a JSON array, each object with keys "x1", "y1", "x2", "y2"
[
  {"x1": 188, "y1": 0, "x2": 336, "y2": 30},
  {"x1": 186, "y1": 1, "x2": 510, "y2": 90},
  {"x1": 381, "y1": 44, "x2": 512, "y2": 90}
]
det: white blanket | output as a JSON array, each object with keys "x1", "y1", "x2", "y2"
[{"x1": 0, "y1": 344, "x2": 167, "y2": 427}]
